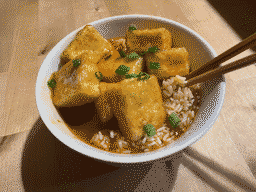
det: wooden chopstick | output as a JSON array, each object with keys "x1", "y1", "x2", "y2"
[
  {"x1": 186, "y1": 53, "x2": 256, "y2": 87},
  {"x1": 185, "y1": 33, "x2": 256, "y2": 80}
]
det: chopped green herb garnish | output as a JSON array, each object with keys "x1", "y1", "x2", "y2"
[
  {"x1": 148, "y1": 46, "x2": 159, "y2": 53},
  {"x1": 144, "y1": 124, "x2": 156, "y2": 137},
  {"x1": 119, "y1": 50, "x2": 126, "y2": 58},
  {"x1": 73, "y1": 59, "x2": 81, "y2": 67},
  {"x1": 149, "y1": 62, "x2": 160, "y2": 69},
  {"x1": 138, "y1": 72, "x2": 150, "y2": 81},
  {"x1": 138, "y1": 51, "x2": 148, "y2": 56},
  {"x1": 129, "y1": 25, "x2": 137, "y2": 31},
  {"x1": 168, "y1": 112, "x2": 181, "y2": 128},
  {"x1": 115, "y1": 65, "x2": 130, "y2": 75},
  {"x1": 127, "y1": 52, "x2": 140, "y2": 60},
  {"x1": 47, "y1": 79, "x2": 56, "y2": 88},
  {"x1": 95, "y1": 71, "x2": 103, "y2": 81},
  {"x1": 125, "y1": 73, "x2": 138, "y2": 79}
]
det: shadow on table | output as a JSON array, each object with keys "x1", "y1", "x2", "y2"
[
  {"x1": 21, "y1": 118, "x2": 181, "y2": 192},
  {"x1": 182, "y1": 148, "x2": 256, "y2": 191},
  {"x1": 207, "y1": 0, "x2": 256, "y2": 53}
]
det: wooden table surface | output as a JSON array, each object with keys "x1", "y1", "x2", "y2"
[{"x1": 1, "y1": 0, "x2": 256, "y2": 191}]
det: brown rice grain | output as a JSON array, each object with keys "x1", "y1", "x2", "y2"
[
  {"x1": 110, "y1": 131, "x2": 115, "y2": 138},
  {"x1": 156, "y1": 137, "x2": 162, "y2": 145},
  {"x1": 98, "y1": 131, "x2": 103, "y2": 140},
  {"x1": 157, "y1": 127, "x2": 166, "y2": 132},
  {"x1": 148, "y1": 141, "x2": 157, "y2": 146},
  {"x1": 163, "y1": 132, "x2": 170, "y2": 141}
]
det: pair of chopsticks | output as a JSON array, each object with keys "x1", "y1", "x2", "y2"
[{"x1": 185, "y1": 33, "x2": 256, "y2": 87}]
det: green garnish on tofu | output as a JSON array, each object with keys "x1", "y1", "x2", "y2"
[
  {"x1": 129, "y1": 25, "x2": 137, "y2": 31},
  {"x1": 119, "y1": 50, "x2": 126, "y2": 58},
  {"x1": 95, "y1": 71, "x2": 103, "y2": 81},
  {"x1": 148, "y1": 46, "x2": 159, "y2": 53},
  {"x1": 138, "y1": 72, "x2": 150, "y2": 81},
  {"x1": 144, "y1": 124, "x2": 156, "y2": 137},
  {"x1": 73, "y1": 59, "x2": 81, "y2": 67},
  {"x1": 47, "y1": 79, "x2": 56, "y2": 89},
  {"x1": 127, "y1": 52, "x2": 140, "y2": 60},
  {"x1": 149, "y1": 62, "x2": 160, "y2": 69},
  {"x1": 125, "y1": 73, "x2": 138, "y2": 79},
  {"x1": 115, "y1": 65, "x2": 130, "y2": 75},
  {"x1": 138, "y1": 51, "x2": 148, "y2": 56},
  {"x1": 168, "y1": 112, "x2": 181, "y2": 128}
]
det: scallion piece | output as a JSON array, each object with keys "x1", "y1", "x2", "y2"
[
  {"x1": 138, "y1": 72, "x2": 150, "y2": 81},
  {"x1": 125, "y1": 73, "x2": 138, "y2": 79},
  {"x1": 127, "y1": 52, "x2": 140, "y2": 60},
  {"x1": 143, "y1": 124, "x2": 156, "y2": 137},
  {"x1": 148, "y1": 46, "x2": 159, "y2": 53},
  {"x1": 149, "y1": 62, "x2": 160, "y2": 69},
  {"x1": 129, "y1": 25, "x2": 137, "y2": 31},
  {"x1": 115, "y1": 65, "x2": 130, "y2": 75},
  {"x1": 168, "y1": 112, "x2": 181, "y2": 128},
  {"x1": 95, "y1": 71, "x2": 103, "y2": 81},
  {"x1": 138, "y1": 51, "x2": 148, "y2": 56},
  {"x1": 119, "y1": 50, "x2": 126, "y2": 58},
  {"x1": 47, "y1": 79, "x2": 56, "y2": 88},
  {"x1": 73, "y1": 59, "x2": 81, "y2": 67}
]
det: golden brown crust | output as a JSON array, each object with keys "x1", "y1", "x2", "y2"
[
  {"x1": 145, "y1": 48, "x2": 190, "y2": 79},
  {"x1": 125, "y1": 28, "x2": 172, "y2": 53},
  {"x1": 61, "y1": 25, "x2": 114, "y2": 64}
]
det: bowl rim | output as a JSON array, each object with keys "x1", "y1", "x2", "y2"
[{"x1": 36, "y1": 14, "x2": 226, "y2": 164}]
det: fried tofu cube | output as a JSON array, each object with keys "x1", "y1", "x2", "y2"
[
  {"x1": 95, "y1": 82, "x2": 121, "y2": 123},
  {"x1": 108, "y1": 37, "x2": 127, "y2": 52},
  {"x1": 114, "y1": 75, "x2": 166, "y2": 141},
  {"x1": 125, "y1": 28, "x2": 172, "y2": 53},
  {"x1": 145, "y1": 48, "x2": 190, "y2": 79},
  {"x1": 51, "y1": 56, "x2": 100, "y2": 107},
  {"x1": 61, "y1": 25, "x2": 114, "y2": 64},
  {"x1": 97, "y1": 50, "x2": 143, "y2": 83}
]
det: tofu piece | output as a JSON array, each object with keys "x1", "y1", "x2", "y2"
[
  {"x1": 97, "y1": 50, "x2": 143, "y2": 83},
  {"x1": 145, "y1": 48, "x2": 190, "y2": 79},
  {"x1": 114, "y1": 75, "x2": 166, "y2": 141},
  {"x1": 61, "y1": 25, "x2": 114, "y2": 64},
  {"x1": 126, "y1": 28, "x2": 172, "y2": 53},
  {"x1": 95, "y1": 82, "x2": 121, "y2": 123},
  {"x1": 108, "y1": 37, "x2": 127, "y2": 52},
  {"x1": 51, "y1": 56, "x2": 100, "y2": 107}
]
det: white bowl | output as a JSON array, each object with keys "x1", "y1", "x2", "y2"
[{"x1": 36, "y1": 15, "x2": 226, "y2": 164}]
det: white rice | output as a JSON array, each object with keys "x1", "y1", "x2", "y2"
[
  {"x1": 167, "y1": 137, "x2": 173, "y2": 142},
  {"x1": 142, "y1": 137, "x2": 147, "y2": 144},
  {"x1": 118, "y1": 140, "x2": 123, "y2": 148},
  {"x1": 163, "y1": 132, "x2": 170, "y2": 141},
  {"x1": 156, "y1": 137, "x2": 162, "y2": 145},
  {"x1": 98, "y1": 131, "x2": 103, "y2": 140},
  {"x1": 157, "y1": 127, "x2": 166, "y2": 132},
  {"x1": 163, "y1": 90, "x2": 171, "y2": 97},
  {"x1": 161, "y1": 75, "x2": 200, "y2": 130},
  {"x1": 123, "y1": 150, "x2": 131, "y2": 154},
  {"x1": 110, "y1": 130, "x2": 116, "y2": 138},
  {"x1": 148, "y1": 141, "x2": 157, "y2": 147}
]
